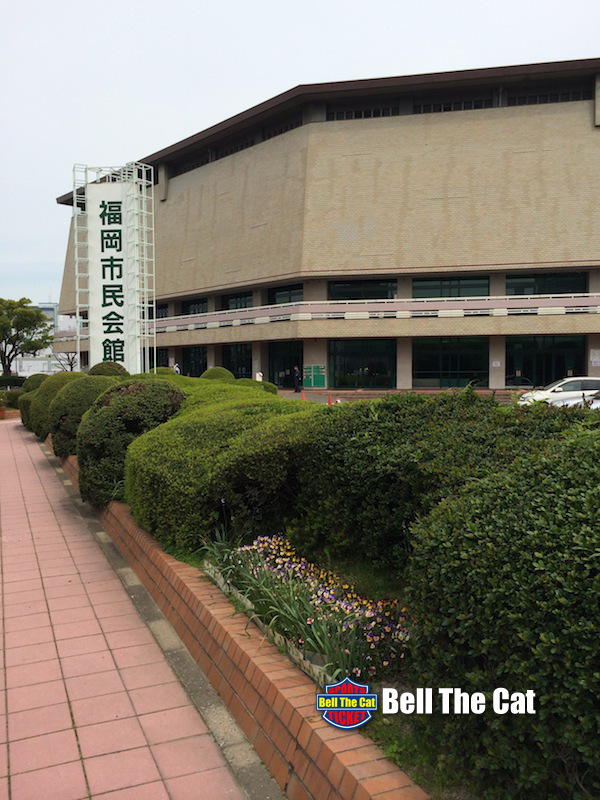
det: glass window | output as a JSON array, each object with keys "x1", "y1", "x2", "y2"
[
  {"x1": 413, "y1": 337, "x2": 489, "y2": 388},
  {"x1": 148, "y1": 304, "x2": 169, "y2": 320},
  {"x1": 268, "y1": 341, "x2": 304, "y2": 388},
  {"x1": 181, "y1": 298, "x2": 208, "y2": 315},
  {"x1": 506, "y1": 272, "x2": 587, "y2": 296},
  {"x1": 329, "y1": 339, "x2": 396, "y2": 388},
  {"x1": 328, "y1": 280, "x2": 396, "y2": 301},
  {"x1": 506, "y1": 335, "x2": 586, "y2": 387},
  {"x1": 413, "y1": 276, "x2": 489, "y2": 298},
  {"x1": 222, "y1": 343, "x2": 252, "y2": 378},
  {"x1": 148, "y1": 348, "x2": 169, "y2": 369},
  {"x1": 220, "y1": 292, "x2": 253, "y2": 311},
  {"x1": 267, "y1": 284, "x2": 303, "y2": 305},
  {"x1": 182, "y1": 346, "x2": 207, "y2": 377}
]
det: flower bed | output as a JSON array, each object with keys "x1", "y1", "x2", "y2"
[{"x1": 204, "y1": 534, "x2": 410, "y2": 683}]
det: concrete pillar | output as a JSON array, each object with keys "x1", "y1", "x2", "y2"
[
  {"x1": 588, "y1": 334, "x2": 600, "y2": 378},
  {"x1": 489, "y1": 336, "x2": 506, "y2": 389},
  {"x1": 207, "y1": 296, "x2": 217, "y2": 313},
  {"x1": 396, "y1": 276, "x2": 412, "y2": 299},
  {"x1": 207, "y1": 345, "x2": 221, "y2": 369},
  {"x1": 589, "y1": 267, "x2": 600, "y2": 293},
  {"x1": 595, "y1": 74, "x2": 600, "y2": 127},
  {"x1": 158, "y1": 163, "x2": 170, "y2": 202},
  {"x1": 396, "y1": 338, "x2": 412, "y2": 388},
  {"x1": 489, "y1": 272, "x2": 505, "y2": 296},
  {"x1": 303, "y1": 339, "x2": 328, "y2": 387},
  {"x1": 167, "y1": 301, "x2": 177, "y2": 317},
  {"x1": 303, "y1": 103, "x2": 327, "y2": 124},
  {"x1": 303, "y1": 280, "x2": 327, "y2": 301},
  {"x1": 252, "y1": 342, "x2": 267, "y2": 379},
  {"x1": 253, "y1": 288, "x2": 267, "y2": 307}
]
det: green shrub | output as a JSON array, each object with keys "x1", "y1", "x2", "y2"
[
  {"x1": 0, "y1": 376, "x2": 26, "y2": 388},
  {"x1": 199, "y1": 366, "x2": 235, "y2": 382},
  {"x1": 21, "y1": 373, "x2": 48, "y2": 392},
  {"x1": 287, "y1": 391, "x2": 591, "y2": 568},
  {"x1": 125, "y1": 393, "x2": 298, "y2": 550},
  {"x1": 48, "y1": 376, "x2": 119, "y2": 458},
  {"x1": 18, "y1": 389, "x2": 38, "y2": 428},
  {"x1": 406, "y1": 431, "x2": 600, "y2": 799},
  {"x1": 153, "y1": 366, "x2": 176, "y2": 375},
  {"x1": 180, "y1": 380, "x2": 276, "y2": 411},
  {"x1": 29, "y1": 372, "x2": 86, "y2": 439},
  {"x1": 77, "y1": 379, "x2": 185, "y2": 508},
  {"x1": 5, "y1": 388, "x2": 24, "y2": 408},
  {"x1": 88, "y1": 361, "x2": 129, "y2": 376},
  {"x1": 236, "y1": 377, "x2": 278, "y2": 394}
]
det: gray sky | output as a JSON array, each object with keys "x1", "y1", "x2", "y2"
[{"x1": 1, "y1": 0, "x2": 599, "y2": 306}]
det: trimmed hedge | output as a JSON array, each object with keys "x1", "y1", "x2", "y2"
[
  {"x1": 21, "y1": 373, "x2": 48, "y2": 392},
  {"x1": 286, "y1": 392, "x2": 591, "y2": 568},
  {"x1": 125, "y1": 393, "x2": 302, "y2": 550},
  {"x1": 29, "y1": 372, "x2": 85, "y2": 439},
  {"x1": 406, "y1": 431, "x2": 600, "y2": 800},
  {"x1": 0, "y1": 376, "x2": 26, "y2": 388},
  {"x1": 5, "y1": 388, "x2": 24, "y2": 408},
  {"x1": 88, "y1": 361, "x2": 129, "y2": 376},
  {"x1": 236, "y1": 377, "x2": 278, "y2": 395},
  {"x1": 77, "y1": 379, "x2": 185, "y2": 508},
  {"x1": 18, "y1": 389, "x2": 37, "y2": 428},
  {"x1": 48, "y1": 375, "x2": 119, "y2": 458},
  {"x1": 199, "y1": 366, "x2": 235, "y2": 382}
]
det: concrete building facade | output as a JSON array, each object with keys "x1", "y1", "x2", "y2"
[{"x1": 56, "y1": 58, "x2": 600, "y2": 389}]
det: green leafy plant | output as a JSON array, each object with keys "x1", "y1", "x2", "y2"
[
  {"x1": 21, "y1": 373, "x2": 49, "y2": 392},
  {"x1": 88, "y1": 361, "x2": 129, "y2": 376},
  {"x1": 48, "y1": 375, "x2": 119, "y2": 458},
  {"x1": 29, "y1": 371, "x2": 85, "y2": 439},
  {"x1": 199, "y1": 366, "x2": 236, "y2": 382}
]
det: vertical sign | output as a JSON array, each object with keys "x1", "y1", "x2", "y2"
[{"x1": 74, "y1": 164, "x2": 155, "y2": 374}]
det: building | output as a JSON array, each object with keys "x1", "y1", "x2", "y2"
[{"x1": 55, "y1": 58, "x2": 600, "y2": 390}]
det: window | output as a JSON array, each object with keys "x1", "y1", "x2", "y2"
[
  {"x1": 413, "y1": 337, "x2": 489, "y2": 388},
  {"x1": 506, "y1": 335, "x2": 586, "y2": 386},
  {"x1": 268, "y1": 341, "x2": 304, "y2": 388},
  {"x1": 267, "y1": 284, "x2": 303, "y2": 305},
  {"x1": 413, "y1": 96, "x2": 493, "y2": 114},
  {"x1": 328, "y1": 280, "x2": 396, "y2": 301},
  {"x1": 222, "y1": 343, "x2": 252, "y2": 378},
  {"x1": 507, "y1": 85, "x2": 592, "y2": 106},
  {"x1": 182, "y1": 346, "x2": 207, "y2": 377},
  {"x1": 506, "y1": 272, "x2": 588, "y2": 296},
  {"x1": 220, "y1": 292, "x2": 253, "y2": 311},
  {"x1": 329, "y1": 339, "x2": 396, "y2": 388},
  {"x1": 180, "y1": 298, "x2": 208, "y2": 315},
  {"x1": 413, "y1": 276, "x2": 489, "y2": 298}
]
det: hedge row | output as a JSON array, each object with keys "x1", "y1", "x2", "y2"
[
  {"x1": 28, "y1": 372, "x2": 86, "y2": 440},
  {"x1": 48, "y1": 375, "x2": 119, "y2": 458},
  {"x1": 406, "y1": 431, "x2": 600, "y2": 799}
]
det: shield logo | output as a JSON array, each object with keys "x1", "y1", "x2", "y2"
[{"x1": 320, "y1": 677, "x2": 374, "y2": 729}]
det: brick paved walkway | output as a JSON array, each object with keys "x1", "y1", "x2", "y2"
[{"x1": 0, "y1": 419, "x2": 245, "y2": 800}]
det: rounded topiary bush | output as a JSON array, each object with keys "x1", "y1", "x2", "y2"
[
  {"x1": 19, "y1": 389, "x2": 38, "y2": 429},
  {"x1": 125, "y1": 393, "x2": 296, "y2": 550},
  {"x1": 153, "y1": 367, "x2": 176, "y2": 375},
  {"x1": 48, "y1": 375, "x2": 119, "y2": 459},
  {"x1": 29, "y1": 372, "x2": 85, "y2": 440},
  {"x1": 22, "y1": 373, "x2": 49, "y2": 393},
  {"x1": 6, "y1": 388, "x2": 24, "y2": 408},
  {"x1": 88, "y1": 361, "x2": 129, "y2": 376},
  {"x1": 236, "y1": 377, "x2": 278, "y2": 395},
  {"x1": 77, "y1": 379, "x2": 185, "y2": 508},
  {"x1": 406, "y1": 431, "x2": 600, "y2": 800},
  {"x1": 199, "y1": 366, "x2": 235, "y2": 383}
]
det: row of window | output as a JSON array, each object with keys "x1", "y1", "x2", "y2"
[
  {"x1": 159, "y1": 272, "x2": 590, "y2": 317},
  {"x1": 169, "y1": 335, "x2": 587, "y2": 389}
]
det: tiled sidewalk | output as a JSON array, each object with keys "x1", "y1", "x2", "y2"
[{"x1": 0, "y1": 419, "x2": 245, "y2": 800}]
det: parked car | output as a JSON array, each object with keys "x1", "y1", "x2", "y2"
[
  {"x1": 547, "y1": 389, "x2": 600, "y2": 409},
  {"x1": 517, "y1": 377, "x2": 600, "y2": 405}
]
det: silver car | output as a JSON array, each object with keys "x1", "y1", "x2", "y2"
[{"x1": 517, "y1": 377, "x2": 600, "y2": 406}]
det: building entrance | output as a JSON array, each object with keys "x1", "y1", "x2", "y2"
[
  {"x1": 506, "y1": 335, "x2": 586, "y2": 387},
  {"x1": 268, "y1": 341, "x2": 303, "y2": 388}
]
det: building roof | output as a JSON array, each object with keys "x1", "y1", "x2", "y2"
[{"x1": 56, "y1": 57, "x2": 600, "y2": 206}]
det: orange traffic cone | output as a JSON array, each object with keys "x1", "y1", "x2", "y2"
[
  {"x1": 327, "y1": 395, "x2": 332, "y2": 405},
  {"x1": 301, "y1": 392, "x2": 305, "y2": 401}
]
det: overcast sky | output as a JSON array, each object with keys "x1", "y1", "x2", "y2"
[{"x1": 1, "y1": 0, "x2": 599, "y2": 306}]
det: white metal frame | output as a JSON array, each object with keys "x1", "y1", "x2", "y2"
[{"x1": 72, "y1": 163, "x2": 156, "y2": 373}]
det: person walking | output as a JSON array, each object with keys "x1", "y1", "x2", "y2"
[
  {"x1": 293, "y1": 364, "x2": 301, "y2": 392},
  {"x1": 174, "y1": 362, "x2": 181, "y2": 374}
]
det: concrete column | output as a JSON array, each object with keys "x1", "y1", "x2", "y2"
[
  {"x1": 252, "y1": 342, "x2": 267, "y2": 379},
  {"x1": 303, "y1": 339, "x2": 328, "y2": 387},
  {"x1": 253, "y1": 288, "x2": 267, "y2": 307},
  {"x1": 303, "y1": 103, "x2": 327, "y2": 123},
  {"x1": 588, "y1": 334, "x2": 600, "y2": 378},
  {"x1": 167, "y1": 301, "x2": 177, "y2": 317},
  {"x1": 489, "y1": 272, "x2": 505, "y2": 296},
  {"x1": 595, "y1": 75, "x2": 600, "y2": 127},
  {"x1": 207, "y1": 296, "x2": 217, "y2": 313},
  {"x1": 158, "y1": 163, "x2": 170, "y2": 202},
  {"x1": 589, "y1": 267, "x2": 600, "y2": 293},
  {"x1": 396, "y1": 338, "x2": 412, "y2": 388},
  {"x1": 489, "y1": 336, "x2": 506, "y2": 389},
  {"x1": 207, "y1": 345, "x2": 221, "y2": 369},
  {"x1": 303, "y1": 280, "x2": 327, "y2": 301}
]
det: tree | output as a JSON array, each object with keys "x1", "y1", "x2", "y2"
[
  {"x1": 0, "y1": 298, "x2": 54, "y2": 376},
  {"x1": 54, "y1": 351, "x2": 79, "y2": 371}
]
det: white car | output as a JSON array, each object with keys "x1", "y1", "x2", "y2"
[
  {"x1": 547, "y1": 390, "x2": 600, "y2": 409},
  {"x1": 517, "y1": 377, "x2": 600, "y2": 406}
]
